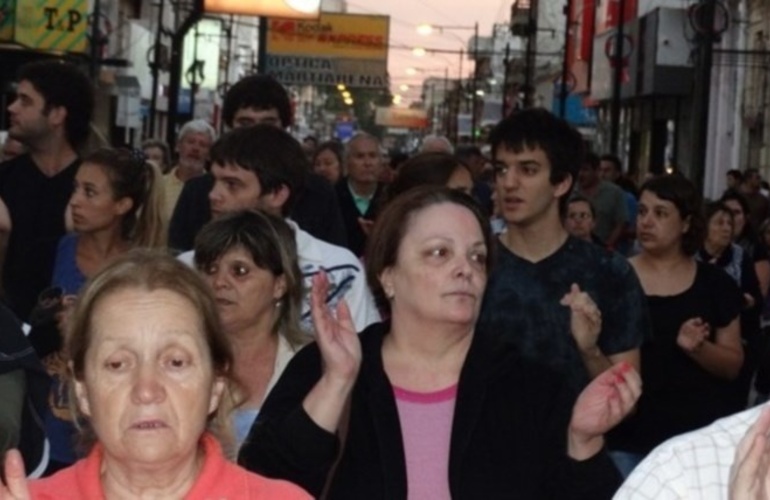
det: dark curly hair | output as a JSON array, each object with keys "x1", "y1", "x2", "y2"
[
  {"x1": 639, "y1": 174, "x2": 705, "y2": 256},
  {"x1": 17, "y1": 60, "x2": 94, "y2": 148},
  {"x1": 222, "y1": 75, "x2": 292, "y2": 128}
]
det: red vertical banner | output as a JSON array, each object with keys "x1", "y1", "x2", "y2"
[{"x1": 595, "y1": 0, "x2": 637, "y2": 34}]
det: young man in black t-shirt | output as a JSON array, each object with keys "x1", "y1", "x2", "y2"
[{"x1": 478, "y1": 109, "x2": 649, "y2": 393}]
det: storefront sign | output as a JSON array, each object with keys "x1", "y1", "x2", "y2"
[
  {"x1": 0, "y1": 0, "x2": 88, "y2": 53},
  {"x1": 375, "y1": 107, "x2": 428, "y2": 129},
  {"x1": 266, "y1": 12, "x2": 389, "y2": 89}
]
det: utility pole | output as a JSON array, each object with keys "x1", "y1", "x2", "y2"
[
  {"x1": 690, "y1": 0, "x2": 717, "y2": 192},
  {"x1": 523, "y1": 0, "x2": 538, "y2": 108},
  {"x1": 609, "y1": 0, "x2": 627, "y2": 155},
  {"x1": 148, "y1": 0, "x2": 165, "y2": 138},
  {"x1": 258, "y1": 17, "x2": 268, "y2": 73},
  {"x1": 503, "y1": 42, "x2": 511, "y2": 118},
  {"x1": 559, "y1": 0, "x2": 573, "y2": 119},
  {"x1": 89, "y1": 0, "x2": 101, "y2": 79},
  {"x1": 166, "y1": 0, "x2": 203, "y2": 150},
  {"x1": 470, "y1": 22, "x2": 479, "y2": 144}
]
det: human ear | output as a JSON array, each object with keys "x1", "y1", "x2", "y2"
[
  {"x1": 208, "y1": 377, "x2": 226, "y2": 414},
  {"x1": 47, "y1": 105, "x2": 67, "y2": 128},
  {"x1": 272, "y1": 274, "x2": 287, "y2": 301},
  {"x1": 379, "y1": 267, "x2": 395, "y2": 300},
  {"x1": 72, "y1": 374, "x2": 91, "y2": 417},
  {"x1": 261, "y1": 185, "x2": 290, "y2": 214}
]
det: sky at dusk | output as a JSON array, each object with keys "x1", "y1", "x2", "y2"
[{"x1": 345, "y1": 0, "x2": 511, "y2": 104}]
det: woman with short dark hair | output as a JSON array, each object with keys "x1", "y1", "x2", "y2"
[
  {"x1": 240, "y1": 187, "x2": 641, "y2": 499},
  {"x1": 610, "y1": 175, "x2": 744, "y2": 476}
]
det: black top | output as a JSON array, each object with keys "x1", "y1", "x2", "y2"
[
  {"x1": 611, "y1": 262, "x2": 742, "y2": 454},
  {"x1": 0, "y1": 301, "x2": 50, "y2": 474},
  {"x1": 478, "y1": 236, "x2": 650, "y2": 392},
  {"x1": 168, "y1": 172, "x2": 348, "y2": 252},
  {"x1": 697, "y1": 244, "x2": 762, "y2": 342},
  {"x1": 239, "y1": 322, "x2": 621, "y2": 500},
  {"x1": 0, "y1": 155, "x2": 78, "y2": 321},
  {"x1": 334, "y1": 179, "x2": 383, "y2": 258}
]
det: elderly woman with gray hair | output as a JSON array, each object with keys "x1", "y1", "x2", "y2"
[{"x1": 0, "y1": 250, "x2": 310, "y2": 499}]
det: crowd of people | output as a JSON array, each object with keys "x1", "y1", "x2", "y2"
[{"x1": 1, "y1": 58, "x2": 770, "y2": 499}]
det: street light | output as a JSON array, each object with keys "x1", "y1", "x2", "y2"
[{"x1": 416, "y1": 22, "x2": 480, "y2": 144}]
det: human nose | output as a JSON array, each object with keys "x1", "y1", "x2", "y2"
[
  {"x1": 637, "y1": 211, "x2": 652, "y2": 228},
  {"x1": 208, "y1": 183, "x2": 222, "y2": 205},
  {"x1": 499, "y1": 168, "x2": 519, "y2": 189},
  {"x1": 131, "y1": 363, "x2": 166, "y2": 404},
  {"x1": 454, "y1": 254, "x2": 474, "y2": 280},
  {"x1": 69, "y1": 188, "x2": 83, "y2": 207},
  {"x1": 209, "y1": 267, "x2": 229, "y2": 290},
  {"x1": 7, "y1": 98, "x2": 19, "y2": 114}
]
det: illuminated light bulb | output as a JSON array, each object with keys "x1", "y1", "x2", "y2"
[{"x1": 285, "y1": 0, "x2": 321, "y2": 13}]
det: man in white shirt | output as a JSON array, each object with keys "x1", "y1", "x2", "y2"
[
  {"x1": 178, "y1": 125, "x2": 380, "y2": 334},
  {"x1": 615, "y1": 403, "x2": 769, "y2": 499}
]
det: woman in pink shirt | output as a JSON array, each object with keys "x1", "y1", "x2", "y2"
[
  {"x1": 0, "y1": 250, "x2": 310, "y2": 500},
  {"x1": 241, "y1": 187, "x2": 643, "y2": 499}
]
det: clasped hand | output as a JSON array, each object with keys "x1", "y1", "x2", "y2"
[{"x1": 561, "y1": 283, "x2": 602, "y2": 353}]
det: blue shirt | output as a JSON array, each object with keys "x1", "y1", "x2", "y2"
[
  {"x1": 44, "y1": 233, "x2": 86, "y2": 464},
  {"x1": 51, "y1": 233, "x2": 86, "y2": 295}
]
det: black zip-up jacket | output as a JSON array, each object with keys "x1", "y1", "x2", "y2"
[{"x1": 239, "y1": 322, "x2": 621, "y2": 499}]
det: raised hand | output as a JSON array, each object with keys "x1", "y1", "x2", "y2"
[
  {"x1": 568, "y1": 362, "x2": 642, "y2": 460},
  {"x1": 1, "y1": 449, "x2": 31, "y2": 500},
  {"x1": 357, "y1": 217, "x2": 375, "y2": 238},
  {"x1": 55, "y1": 294, "x2": 77, "y2": 336},
  {"x1": 303, "y1": 271, "x2": 362, "y2": 433},
  {"x1": 561, "y1": 283, "x2": 602, "y2": 353},
  {"x1": 677, "y1": 317, "x2": 709, "y2": 354},
  {"x1": 729, "y1": 407, "x2": 770, "y2": 500},
  {"x1": 311, "y1": 271, "x2": 361, "y2": 385}
]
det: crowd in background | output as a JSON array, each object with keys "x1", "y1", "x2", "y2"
[{"x1": 1, "y1": 59, "x2": 770, "y2": 499}]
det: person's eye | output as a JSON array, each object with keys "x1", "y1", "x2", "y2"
[
  {"x1": 168, "y1": 357, "x2": 188, "y2": 369},
  {"x1": 493, "y1": 163, "x2": 509, "y2": 176},
  {"x1": 104, "y1": 358, "x2": 128, "y2": 371},
  {"x1": 470, "y1": 251, "x2": 487, "y2": 266},
  {"x1": 232, "y1": 264, "x2": 249, "y2": 277},
  {"x1": 428, "y1": 247, "x2": 449, "y2": 259},
  {"x1": 521, "y1": 165, "x2": 537, "y2": 176}
]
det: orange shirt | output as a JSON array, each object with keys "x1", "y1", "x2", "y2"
[{"x1": 29, "y1": 433, "x2": 310, "y2": 499}]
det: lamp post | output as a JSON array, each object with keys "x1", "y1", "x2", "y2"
[
  {"x1": 416, "y1": 22, "x2": 481, "y2": 143},
  {"x1": 400, "y1": 67, "x2": 449, "y2": 135},
  {"x1": 609, "y1": 0, "x2": 628, "y2": 155}
]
